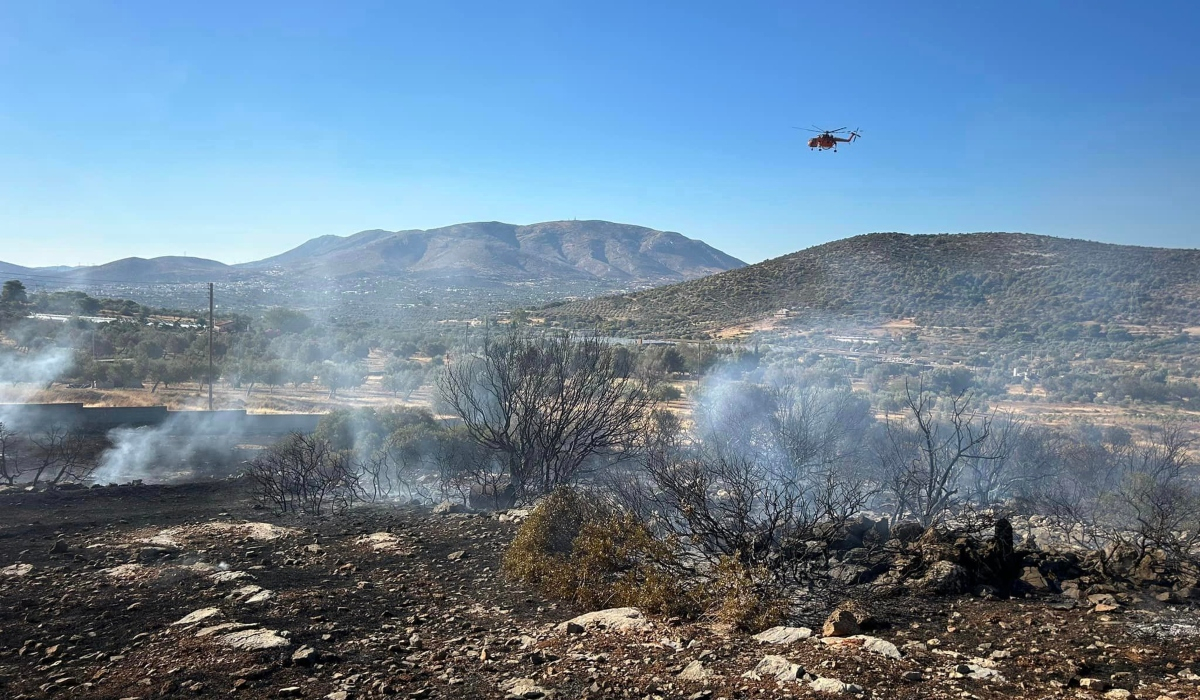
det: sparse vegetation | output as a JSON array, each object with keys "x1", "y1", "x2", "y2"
[
  {"x1": 546, "y1": 233, "x2": 1200, "y2": 337},
  {"x1": 438, "y1": 329, "x2": 661, "y2": 502},
  {"x1": 502, "y1": 487, "x2": 786, "y2": 629},
  {"x1": 247, "y1": 432, "x2": 361, "y2": 515}
]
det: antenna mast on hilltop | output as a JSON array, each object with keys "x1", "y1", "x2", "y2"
[{"x1": 208, "y1": 283, "x2": 214, "y2": 411}]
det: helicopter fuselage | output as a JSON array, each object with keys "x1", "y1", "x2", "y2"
[{"x1": 808, "y1": 132, "x2": 857, "y2": 150}]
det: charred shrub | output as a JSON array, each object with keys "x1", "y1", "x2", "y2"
[
  {"x1": 248, "y1": 432, "x2": 361, "y2": 516},
  {"x1": 438, "y1": 329, "x2": 661, "y2": 502}
]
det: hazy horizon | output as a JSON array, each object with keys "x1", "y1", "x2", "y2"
[{"x1": 8, "y1": 222, "x2": 1200, "y2": 272}]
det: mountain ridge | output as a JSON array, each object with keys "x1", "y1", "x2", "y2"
[
  {"x1": 1, "y1": 220, "x2": 744, "y2": 287},
  {"x1": 239, "y1": 220, "x2": 745, "y2": 283}
]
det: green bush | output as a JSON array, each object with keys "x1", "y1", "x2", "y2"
[{"x1": 651, "y1": 384, "x2": 683, "y2": 401}]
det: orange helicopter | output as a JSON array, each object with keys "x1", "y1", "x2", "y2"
[{"x1": 794, "y1": 126, "x2": 861, "y2": 152}]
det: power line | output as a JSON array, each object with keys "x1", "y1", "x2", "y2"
[{"x1": 209, "y1": 282, "x2": 215, "y2": 412}]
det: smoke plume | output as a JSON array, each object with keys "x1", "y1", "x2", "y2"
[{"x1": 93, "y1": 413, "x2": 250, "y2": 484}]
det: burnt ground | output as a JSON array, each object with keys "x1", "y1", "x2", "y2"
[{"x1": 1, "y1": 480, "x2": 1198, "y2": 700}]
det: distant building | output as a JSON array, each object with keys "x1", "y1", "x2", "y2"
[
  {"x1": 214, "y1": 320, "x2": 236, "y2": 333},
  {"x1": 773, "y1": 309, "x2": 790, "y2": 319}
]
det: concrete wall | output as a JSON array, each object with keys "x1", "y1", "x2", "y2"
[{"x1": 0, "y1": 403, "x2": 321, "y2": 436}]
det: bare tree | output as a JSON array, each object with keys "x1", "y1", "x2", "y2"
[
  {"x1": 29, "y1": 426, "x2": 95, "y2": 486},
  {"x1": 429, "y1": 426, "x2": 510, "y2": 508},
  {"x1": 0, "y1": 422, "x2": 24, "y2": 485},
  {"x1": 1036, "y1": 437, "x2": 1127, "y2": 574},
  {"x1": 1036, "y1": 421, "x2": 1200, "y2": 579},
  {"x1": 877, "y1": 378, "x2": 1011, "y2": 527},
  {"x1": 357, "y1": 422, "x2": 443, "y2": 502},
  {"x1": 248, "y1": 433, "x2": 361, "y2": 515},
  {"x1": 609, "y1": 376, "x2": 876, "y2": 587},
  {"x1": 1113, "y1": 422, "x2": 1199, "y2": 569},
  {"x1": 438, "y1": 330, "x2": 658, "y2": 502},
  {"x1": 960, "y1": 415, "x2": 1063, "y2": 507}
]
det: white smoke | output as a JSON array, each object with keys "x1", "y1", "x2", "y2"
[
  {"x1": 0, "y1": 346, "x2": 75, "y2": 424},
  {"x1": 93, "y1": 412, "x2": 248, "y2": 484}
]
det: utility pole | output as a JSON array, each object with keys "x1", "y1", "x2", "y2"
[{"x1": 208, "y1": 283, "x2": 214, "y2": 411}]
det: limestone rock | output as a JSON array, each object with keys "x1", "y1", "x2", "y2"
[
  {"x1": 244, "y1": 589, "x2": 275, "y2": 604},
  {"x1": 1019, "y1": 566, "x2": 1051, "y2": 591},
  {"x1": 951, "y1": 662, "x2": 1004, "y2": 681},
  {"x1": 555, "y1": 607, "x2": 649, "y2": 633},
  {"x1": 230, "y1": 584, "x2": 275, "y2": 604},
  {"x1": 173, "y1": 607, "x2": 223, "y2": 626},
  {"x1": 910, "y1": 561, "x2": 969, "y2": 595},
  {"x1": 749, "y1": 654, "x2": 801, "y2": 682},
  {"x1": 892, "y1": 521, "x2": 925, "y2": 543},
  {"x1": 820, "y1": 635, "x2": 902, "y2": 660},
  {"x1": 808, "y1": 677, "x2": 863, "y2": 694},
  {"x1": 1088, "y1": 593, "x2": 1121, "y2": 613},
  {"x1": 211, "y1": 570, "x2": 252, "y2": 583},
  {"x1": 1, "y1": 563, "x2": 33, "y2": 577},
  {"x1": 219, "y1": 629, "x2": 291, "y2": 650},
  {"x1": 292, "y1": 645, "x2": 317, "y2": 665},
  {"x1": 677, "y1": 660, "x2": 711, "y2": 681},
  {"x1": 503, "y1": 677, "x2": 552, "y2": 699},
  {"x1": 822, "y1": 601, "x2": 873, "y2": 637},
  {"x1": 196, "y1": 622, "x2": 259, "y2": 637},
  {"x1": 753, "y1": 626, "x2": 813, "y2": 644}
]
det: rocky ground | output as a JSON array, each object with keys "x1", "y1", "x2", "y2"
[{"x1": 1, "y1": 479, "x2": 1199, "y2": 700}]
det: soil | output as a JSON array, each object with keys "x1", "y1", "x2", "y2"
[{"x1": 2, "y1": 480, "x2": 1198, "y2": 699}]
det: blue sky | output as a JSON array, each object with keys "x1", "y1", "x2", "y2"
[{"x1": 1, "y1": 0, "x2": 1197, "y2": 267}]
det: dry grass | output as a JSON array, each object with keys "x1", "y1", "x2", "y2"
[
  {"x1": 6, "y1": 380, "x2": 436, "y2": 414},
  {"x1": 502, "y1": 488, "x2": 787, "y2": 629},
  {"x1": 703, "y1": 556, "x2": 788, "y2": 631}
]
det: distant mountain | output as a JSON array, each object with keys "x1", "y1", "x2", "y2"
[
  {"x1": 0, "y1": 221, "x2": 743, "y2": 289},
  {"x1": 241, "y1": 220, "x2": 745, "y2": 284},
  {"x1": 547, "y1": 233, "x2": 1200, "y2": 338},
  {"x1": 0, "y1": 261, "x2": 36, "y2": 279},
  {"x1": 67, "y1": 257, "x2": 235, "y2": 284}
]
